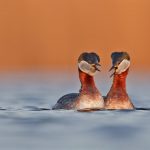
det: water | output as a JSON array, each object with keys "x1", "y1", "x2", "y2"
[{"x1": 0, "y1": 71, "x2": 150, "y2": 150}]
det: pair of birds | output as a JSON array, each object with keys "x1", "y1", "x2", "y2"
[{"x1": 53, "y1": 52, "x2": 134, "y2": 110}]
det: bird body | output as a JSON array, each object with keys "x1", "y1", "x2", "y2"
[
  {"x1": 52, "y1": 52, "x2": 104, "y2": 110},
  {"x1": 105, "y1": 52, "x2": 134, "y2": 110}
]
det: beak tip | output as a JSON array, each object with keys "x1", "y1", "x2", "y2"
[
  {"x1": 95, "y1": 63, "x2": 101, "y2": 71},
  {"x1": 109, "y1": 66, "x2": 114, "y2": 72}
]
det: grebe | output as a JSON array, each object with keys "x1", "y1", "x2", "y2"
[
  {"x1": 52, "y1": 52, "x2": 104, "y2": 110},
  {"x1": 105, "y1": 52, "x2": 134, "y2": 110}
]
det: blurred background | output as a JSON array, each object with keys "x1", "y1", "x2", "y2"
[
  {"x1": 1, "y1": 2, "x2": 150, "y2": 150},
  {"x1": 0, "y1": 0, "x2": 150, "y2": 72}
]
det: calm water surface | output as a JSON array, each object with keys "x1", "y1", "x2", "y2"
[{"x1": 0, "y1": 71, "x2": 150, "y2": 150}]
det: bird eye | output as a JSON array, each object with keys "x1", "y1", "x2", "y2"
[{"x1": 114, "y1": 66, "x2": 118, "y2": 69}]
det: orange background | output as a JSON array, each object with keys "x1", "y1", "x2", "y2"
[{"x1": 0, "y1": 0, "x2": 150, "y2": 71}]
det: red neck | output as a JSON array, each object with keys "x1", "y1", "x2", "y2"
[
  {"x1": 78, "y1": 69, "x2": 97, "y2": 93},
  {"x1": 112, "y1": 69, "x2": 129, "y2": 90}
]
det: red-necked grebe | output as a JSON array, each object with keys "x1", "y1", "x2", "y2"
[
  {"x1": 52, "y1": 52, "x2": 104, "y2": 110},
  {"x1": 105, "y1": 52, "x2": 134, "y2": 110}
]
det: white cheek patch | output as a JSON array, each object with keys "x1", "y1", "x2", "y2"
[
  {"x1": 116, "y1": 59, "x2": 130, "y2": 74},
  {"x1": 78, "y1": 61, "x2": 96, "y2": 76},
  {"x1": 78, "y1": 61, "x2": 91, "y2": 74}
]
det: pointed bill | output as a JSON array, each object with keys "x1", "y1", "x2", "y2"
[
  {"x1": 110, "y1": 72, "x2": 115, "y2": 78},
  {"x1": 109, "y1": 66, "x2": 115, "y2": 72},
  {"x1": 95, "y1": 64, "x2": 101, "y2": 71},
  {"x1": 109, "y1": 66, "x2": 116, "y2": 78}
]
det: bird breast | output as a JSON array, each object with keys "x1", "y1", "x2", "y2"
[{"x1": 77, "y1": 95, "x2": 104, "y2": 109}]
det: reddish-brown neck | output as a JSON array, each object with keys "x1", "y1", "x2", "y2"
[
  {"x1": 78, "y1": 69, "x2": 97, "y2": 93},
  {"x1": 112, "y1": 69, "x2": 129, "y2": 90}
]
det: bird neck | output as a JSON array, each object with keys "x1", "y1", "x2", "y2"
[
  {"x1": 112, "y1": 69, "x2": 129, "y2": 90},
  {"x1": 78, "y1": 69, "x2": 98, "y2": 94}
]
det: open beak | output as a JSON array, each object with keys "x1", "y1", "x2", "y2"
[
  {"x1": 109, "y1": 65, "x2": 117, "y2": 78},
  {"x1": 94, "y1": 63, "x2": 101, "y2": 71},
  {"x1": 109, "y1": 66, "x2": 114, "y2": 72}
]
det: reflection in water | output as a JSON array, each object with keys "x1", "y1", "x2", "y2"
[{"x1": 0, "y1": 72, "x2": 150, "y2": 150}]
